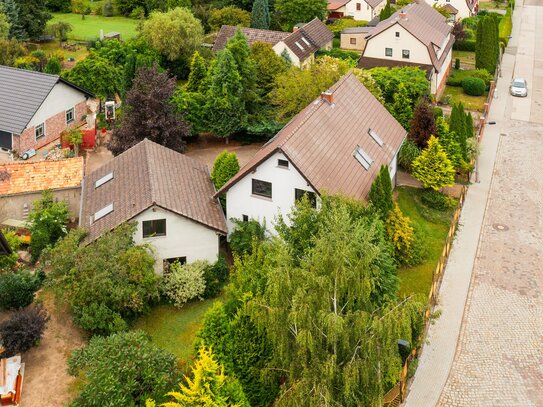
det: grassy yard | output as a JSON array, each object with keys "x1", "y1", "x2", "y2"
[
  {"x1": 396, "y1": 187, "x2": 456, "y2": 298},
  {"x1": 133, "y1": 297, "x2": 222, "y2": 361},
  {"x1": 32, "y1": 41, "x2": 89, "y2": 62},
  {"x1": 49, "y1": 13, "x2": 140, "y2": 41},
  {"x1": 452, "y1": 50, "x2": 475, "y2": 66},
  {"x1": 479, "y1": 0, "x2": 509, "y2": 10},
  {"x1": 441, "y1": 86, "x2": 488, "y2": 112}
]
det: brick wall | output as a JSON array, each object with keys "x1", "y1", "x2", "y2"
[{"x1": 14, "y1": 100, "x2": 88, "y2": 154}]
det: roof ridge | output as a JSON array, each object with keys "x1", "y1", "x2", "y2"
[
  {"x1": 0, "y1": 64, "x2": 60, "y2": 80},
  {"x1": 0, "y1": 156, "x2": 83, "y2": 168}
]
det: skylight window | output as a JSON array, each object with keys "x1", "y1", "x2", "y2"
[
  {"x1": 95, "y1": 172, "x2": 114, "y2": 188},
  {"x1": 93, "y1": 203, "x2": 113, "y2": 222},
  {"x1": 295, "y1": 41, "x2": 304, "y2": 50},
  {"x1": 302, "y1": 37, "x2": 310, "y2": 46},
  {"x1": 354, "y1": 146, "x2": 373, "y2": 170},
  {"x1": 368, "y1": 129, "x2": 384, "y2": 147}
]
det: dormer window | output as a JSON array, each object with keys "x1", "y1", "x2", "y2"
[{"x1": 95, "y1": 172, "x2": 114, "y2": 188}]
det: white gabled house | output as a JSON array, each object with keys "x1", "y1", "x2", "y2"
[
  {"x1": 358, "y1": 1, "x2": 455, "y2": 96},
  {"x1": 79, "y1": 139, "x2": 227, "y2": 274},
  {"x1": 216, "y1": 73, "x2": 407, "y2": 234},
  {"x1": 328, "y1": 0, "x2": 387, "y2": 22},
  {"x1": 423, "y1": 0, "x2": 478, "y2": 19}
]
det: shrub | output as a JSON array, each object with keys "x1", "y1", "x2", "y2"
[
  {"x1": 328, "y1": 18, "x2": 368, "y2": 36},
  {"x1": 412, "y1": 136, "x2": 455, "y2": 191},
  {"x1": 203, "y1": 256, "x2": 229, "y2": 299},
  {"x1": 229, "y1": 218, "x2": 266, "y2": 256},
  {"x1": 0, "y1": 270, "x2": 42, "y2": 310},
  {"x1": 447, "y1": 69, "x2": 492, "y2": 87},
  {"x1": 454, "y1": 58, "x2": 460, "y2": 69},
  {"x1": 67, "y1": 331, "x2": 179, "y2": 407},
  {"x1": 162, "y1": 260, "x2": 207, "y2": 307},
  {"x1": 0, "y1": 231, "x2": 21, "y2": 271},
  {"x1": 385, "y1": 203, "x2": 416, "y2": 266},
  {"x1": 0, "y1": 304, "x2": 50, "y2": 358},
  {"x1": 398, "y1": 139, "x2": 421, "y2": 172},
  {"x1": 453, "y1": 40, "x2": 476, "y2": 51},
  {"x1": 368, "y1": 165, "x2": 393, "y2": 220},
  {"x1": 420, "y1": 189, "x2": 457, "y2": 210},
  {"x1": 44, "y1": 57, "x2": 61, "y2": 75},
  {"x1": 462, "y1": 77, "x2": 486, "y2": 96},
  {"x1": 211, "y1": 151, "x2": 240, "y2": 191},
  {"x1": 317, "y1": 48, "x2": 360, "y2": 64}
]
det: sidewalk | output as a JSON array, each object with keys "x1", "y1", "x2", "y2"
[{"x1": 403, "y1": 12, "x2": 519, "y2": 407}]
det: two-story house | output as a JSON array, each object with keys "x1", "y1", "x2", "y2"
[
  {"x1": 213, "y1": 18, "x2": 334, "y2": 68},
  {"x1": 423, "y1": 0, "x2": 478, "y2": 19},
  {"x1": 328, "y1": 0, "x2": 387, "y2": 21},
  {"x1": 358, "y1": 1, "x2": 455, "y2": 96},
  {"x1": 216, "y1": 73, "x2": 407, "y2": 234},
  {"x1": 79, "y1": 139, "x2": 227, "y2": 274},
  {"x1": 0, "y1": 66, "x2": 94, "y2": 156}
]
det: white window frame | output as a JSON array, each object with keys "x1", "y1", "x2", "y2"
[
  {"x1": 35, "y1": 123, "x2": 45, "y2": 140},
  {"x1": 66, "y1": 107, "x2": 75, "y2": 124}
]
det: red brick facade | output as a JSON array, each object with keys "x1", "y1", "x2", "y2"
[
  {"x1": 13, "y1": 100, "x2": 88, "y2": 154},
  {"x1": 435, "y1": 59, "x2": 452, "y2": 100}
]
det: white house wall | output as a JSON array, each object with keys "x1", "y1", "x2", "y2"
[
  {"x1": 363, "y1": 24, "x2": 432, "y2": 65},
  {"x1": 27, "y1": 82, "x2": 87, "y2": 128},
  {"x1": 225, "y1": 151, "x2": 316, "y2": 235},
  {"x1": 273, "y1": 42, "x2": 301, "y2": 67},
  {"x1": 424, "y1": 0, "x2": 472, "y2": 18},
  {"x1": 133, "y1": 206, "x2": 220, "y2": 273},
  {"x1": 344, "y1": 0, "x2": 386, "y2": 21},
  {"x1": 431, "y1": 47, "x2": 452, "y2": 94}
]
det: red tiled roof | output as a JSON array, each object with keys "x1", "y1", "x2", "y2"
[
  {"x1": 0, "y1": 157, "x2": 83, "y2": 196},
  {"x1": 328, "y1": 0, "x2": 350, "y2": 10},
  {"x1": 217, "y1": 73, "x2": 407, "y2": 201},
  {"x1": 80, "y1": 139, "x2": 227, "y2": 243},
  {"x1": 212, "y1": 26, "x2": 289, "y2": 52}
]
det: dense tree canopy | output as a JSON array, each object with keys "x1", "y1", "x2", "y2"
[
  {"x1": 369, "y1": 66, "x2": 429, "y2": 107},
  {"x1": 64, "y1": 54, "x2": 122, "y2": 99},
  {"x1": 208, "y1": 5, "x2": 251, "y2": 31},
  {"x1": 108, "y1": 65, "x2": 190, "y2": 155},
  {"x1": 0, "y1": 7, "x2": 10, "y2": 39},
  {"x1": 11, "y1": 0, "x2": 51, "y2": 39},
  {"x1": 275, "y1": 0, "x2": 327, "y2": 31}
]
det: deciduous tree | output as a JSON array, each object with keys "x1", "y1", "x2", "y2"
[
  {"x1": 275, "y1": 0, "x2": 327, "y2": 31},
  {"x1": 209, "y1": 5, "x2": 250, "y2": 31},
  {"x1": 64, "y1": 54, "x2": 122, "y2": 99},
  {"x1": 108, "y1": 65, "x2": 190, "y2": 155},
  {"x1": 412, "y1": 135, "x2": 455, "y2": 190}
]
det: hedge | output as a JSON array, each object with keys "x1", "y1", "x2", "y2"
[
  {"x1": 317, "y1": 48, "x2": 360, "y2": 63},
  {"x1": 499, "y1": 9, "x2": 512, "y2": 46},
  {"x1": 462, "y1": 77, "x2": 486, "y2": 96},
  {"x1": 453, "y1": 40, "x2": 476, "y2": 52},
  {"x1": 447, "y1": 69, "x2": 493, "y2": 88}
]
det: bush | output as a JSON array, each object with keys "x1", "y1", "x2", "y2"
[
  {"x1": 447, "y1": 69, "x2": 493, "y2": 88},
  {"x1": 0, "y1": 304, "x2": 50, "y2": 358},
  {"x1": 0, "y1": 270, "x2": 42, "y2": 310},
  {"x1": 229, "y1": 218, "x2": 266, "y2": 256},
  {"x1": 317, "y1": 48, "x2": 360, "y2": 64},
  {"x1": 102, "y1": 0, "x2": 113, "y2": 17},
  {"x1": 385, "y1": 203, "x2": 415, "y2": 266},
  {"x1": 0, "y1": 231, "x2": 21, "y2": 271},
  {"x1": 203, "y1": 256, "x2": 229, "y2": 299},
  {"x1": 44, "y1": 57, "x2": 61, "y2": 75},
  {"x1": 211, "y1": 151, "x2": 240, "y2": 191},
  {"x1": 420, "y1": 189, "x2": 457, "y2": 210},
  {"x1": 67, "y1": 331, "x2": 179, "y2": 407},
  {"x1": 454, "y1": 58, "x2": 460, "y2": 69},
  {"x1": 328, "y1": 18, "x2": 368, "y2": 36},
  {"x1": 162, "y1": 260, "x2": 207, "y2": 307},
  {"x1": 398, "y1": 139, "x2": 421, "y2": 172},
  {"x1": 462, "y1": 77, "x2": 486, "y2": 96},
  {"x1": 453, "y1": 40, "x2": 476, "y2": 51}
]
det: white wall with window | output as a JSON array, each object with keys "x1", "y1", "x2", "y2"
[
  {"x1": 344, "y1": 0, "x2": 386, "y2": 21},
  {"x1": 133, "y1": 206, "x2": 221, "y2": 274},
  {"x1": 225, "y1": 151, "x2": 317, "y2": 235},
  {"x1": 34, "y1": 123, "x2": 45, "y2": 140},
  {"x1": 423, "y1": 0, "x2": 473, "y2": 18}
]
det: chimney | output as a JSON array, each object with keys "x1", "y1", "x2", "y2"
[
  {"x1": 399, "y1": 11, "x2": 408, "y2": 20},
  {"x1": 321, "y1": 91, "x2": 334, "y2": 105},
  {"x1": 293, "y1": 26, "x2": 299, "y2": 32}
]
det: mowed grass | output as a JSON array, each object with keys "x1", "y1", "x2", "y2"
[
  {"x1": 49, "y1": 13, "x2": 140, "y2": 41},
  {"x1": 133, "y1": 297, "x2": 222, "y2": 361},
  {"x1": 441, "y1": 86, "x2": 488, "y2": 112},
  {"x1": 396, "y1": 187, "x2": 456, "y2": 298},
  {"x1": 34, "y1": 41, "x2": 89, "y2": 62},
  {"x1": 452, "y1": 50, "x2": 475, "y2": 65}
]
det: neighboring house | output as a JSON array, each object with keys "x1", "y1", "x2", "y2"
[
  {"x1": 340, "y1": 26, "x2": 373, "y2": 50},
  {"x1": 358, "y1": 1, "x2": 455, "y2": 96},
  {"x1": 216, "y1": 72, "x2": 407, "y2": 234},
  {"x1": 0, "y1": 231, "x2": 11, "y2": 255},
  {"x1": 212, "y1": 18, "x2": 334, "y2": 68},
  {"x1": 0, "y1": 65, "x2": 94, "y2": 155},
  {"x1": 423, "y1": 0, "x2": 477, "y2": 19},
  {"x1": 0, "y1": 158, "x2": 83, "y2": 222},
  {"x1": 79, "y1": 139, "x2": 227, "y2": 274},
  {"x1": 328, "y1": 0, "x2": 386, "y2": 21}
]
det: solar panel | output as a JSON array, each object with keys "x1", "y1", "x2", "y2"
[
  {"x1": 353, "y1": 146, "x2": 373, "y2": 170},
  {"x1": 95, "y1": 172, "x2": 114, "y2": 188},
  {"x1": 368, "y1": 128, "x2": 384, "y2": 147},
  {"x1": 94, "y1": 203, "x2": 113, "y2": 222}
]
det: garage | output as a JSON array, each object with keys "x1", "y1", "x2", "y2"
[{"x1": 0, "y1": 130, "x2": 12, "y2": 150}]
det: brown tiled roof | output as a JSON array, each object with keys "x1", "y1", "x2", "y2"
[
  {"x1": 443, "y1": 3, "x2": 459, "y2": 14},
  {"x1": 212, "y1": 25, "x2": 289, "y2": 52},
  {"x1": 328, "y1": 0, "x2": 350, "y2": 10},
  {"x1": 366, "y1": 0, "x2": 385, "y2": 9},
  {"x1": 364, "y1": 1, "x2": 454, "y2": 71},
  {"x1": 0, "y1": 157, "x2": 83, "y2": 196},
  {"x1": 217, "y1": 73, "x2": 406, "y2": 201},
  {"x1": 358, "y1": 57, "x2": 433, "y2": 78},
  {"x1": 80, "y1": 139, "x2": 227, "y2": 243},
  {"x1": 282, "y1": 18, "x2": 334, "y2": 62},
  {"x1": 298, "y1": 18, "x2": 334, "y2": 48}
]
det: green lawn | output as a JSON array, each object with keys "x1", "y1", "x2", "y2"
[
  {"x1": 133, "y1": 297, "x2": 222, "y2": 361},
  {"x1": 33, "y1": 41, "x2": 89, "y2": 62},
  {"x1": 452, "y1": 50, "x2": 475, "y2": 65},
  {"x1": 441, "y1": 86, "x2": 488, "y2": 112},
  {"x1": 49, "y1": 13, "x2": 140, "y2": 41},
  {"x1": 479, "y1": 0, "x2": 509, "y2": 9},
  {"x1": 396, "y1": 187, "x2": 456, "y2": 298}
]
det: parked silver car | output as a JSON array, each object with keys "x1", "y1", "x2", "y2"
[{"x1": 510, "y1": 78, "x2": 528, "y2": 97}]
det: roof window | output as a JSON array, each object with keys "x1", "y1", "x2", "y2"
[
  {"x1": 354, "y1": 146, "x2": 373, "y2": 170},
  {"x1": 95, "y1": 172, "x2": 114, "y2": 188},
  {"x1": 93, "y1": 203, "x2": 113, "y2": 222},
  {"x1": 368, "y1": 129, "x2": 384, "y2": 147},
  {"x1": 295, "y1": 41, "x2": 304, "y2": 50},
  {"x1": 302, "y1": 37, "x2": 310, "y2": 46}
]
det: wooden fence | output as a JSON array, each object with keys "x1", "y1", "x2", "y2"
[{"x1": 382, "y1": 186, "x2": 468, "y2": 406}]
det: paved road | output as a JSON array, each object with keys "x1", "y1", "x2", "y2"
[{"x1": 405, "y1": 1, "x2": 543, "y2": 405}]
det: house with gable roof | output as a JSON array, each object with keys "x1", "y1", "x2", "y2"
[
  {"x1": 216, "y1": 73, "x2": 407, "y2": 234},
  {"x1": 212, "y1": 18, "x2": 333, "y2": 68},
  {"x1": 79, "y1": 139, "x2": 227, "y2": 274},
  {"x1": 358, "y1": 1, "x2": 455, "y2": 96},
  {"x1": 423, "y1": 0, "x2": 477, "y2": 19},
  {"x1": 0, "y1": 65, "x2": 94, "y2": 155},
  {"x1": 328, "y1": 0, "x2": 387, "y2": 21}
]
